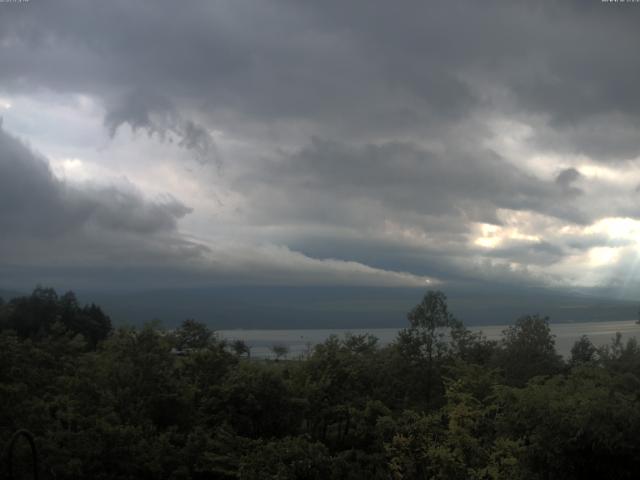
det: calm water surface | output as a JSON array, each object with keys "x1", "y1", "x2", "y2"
[{"x1": 219, "y1": 320, "x2": 640, "y2": 359}]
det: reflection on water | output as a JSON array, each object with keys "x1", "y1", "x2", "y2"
[{"x1": 219, "y1": 320, "x2": 640, "y2": 359}]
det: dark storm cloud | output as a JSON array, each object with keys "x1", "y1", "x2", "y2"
[
  {"x1": 1, "y1": 0, "x2": 640, "y2": 291},
  {"x1": 483, "y1": 241, "x2": 567, "y2": 266},
  {"x1": 243, "y1": 138, "x2": 589, "y2": 226},
  {"x1": 104, "y1": 90, "x2": 220, "y2": 166},
  {"x1": 103, "y1": 91, "x2": 174, "y2": 137},
  {"x1": 556, "y1": 168, "x2": 582, "y2": 188},
  {"x1": 555, "y1": 168, "x2": 583, "y2": 195},
  {"x1": 0, "y1": 125, "x2": 196, "y2": 259},
  {"x1": 0, "y1": 125, "x2": 433, "y2": 288},
  {"x1": 1, "y1": 1, "x2": 639, "y2": 153},
  {"x1": 229, "y1": 131, "x2": 640, "y2": 288}
]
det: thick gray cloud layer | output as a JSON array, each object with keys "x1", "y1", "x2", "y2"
[
  {"x1": 1, "y1": 1, "x2": 638, "y2": 150},
  {"x1": 0, "y1": 125, "x2": 199, "y2": 262},
  {"x1": 0, "y1": 125, "x2": 431, "y2": 288},
  {"x1": 1, "y1": 0, "x2": 640, "y2": 294},
  {"x1": 0, "y1": 1, "x2": 636, "y2": 144},
  {"x1": 248, "y1": 138, "x2": 586, "y2": 224}
]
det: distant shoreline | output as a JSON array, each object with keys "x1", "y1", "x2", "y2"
[{"x1": 219, "y1": 319, "x2": 640, "y2": 359}]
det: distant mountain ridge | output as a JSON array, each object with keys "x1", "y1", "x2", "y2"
[
  {"x1": 0, "y1": 289, "x2": 24, "y2": 301},
  {"x1": 66, "y1": 286, "x2": 639, "y2": 330}
]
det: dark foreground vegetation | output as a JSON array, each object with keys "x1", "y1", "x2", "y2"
[{"x1": 2, "y1": 287, "x2": 640, "y2": 479}]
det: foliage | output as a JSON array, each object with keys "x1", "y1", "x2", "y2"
[
  {"x1": 0, "y1": 286, "x2": 111, "y2": 347},
  {"x1": 494, "y1": 314, "x2": 564, "y2": 386},
  {"x1": 230, "y1": 339, "x2": 251, "y2": 358},
  {"x1": 2, "y1": 287, "x2": 640, "y2": 479},
  {"x1": 570, "y1": 334, "x2": 598, "y2": 366},
  {"x1": 238, "y1": 436, "x2": 334, "y2": 479},
  {"x1": 173, "y1": 318, "x2": 216, "y2": 351},
  {"x1": 270, "y1": 343, "x2": 290, "y2": 360}
]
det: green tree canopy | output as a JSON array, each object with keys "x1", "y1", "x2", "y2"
[{"x1": 496, "y1": 314, "x2": 563, "y2": 386}]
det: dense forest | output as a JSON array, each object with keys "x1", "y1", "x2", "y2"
[{"x1": 2, "y1": 287, "x2": 640, "y2": 479}]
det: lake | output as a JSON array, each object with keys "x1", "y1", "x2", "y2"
[{"x1": 219, "y1": 320, "x2": 640, "y2": 359}]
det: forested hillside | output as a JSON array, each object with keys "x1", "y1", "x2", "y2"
[{"x1": 2, "y1": 287, "x2": 640, "y2": 479}]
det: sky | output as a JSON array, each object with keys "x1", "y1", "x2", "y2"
[{"x1": 2, "y1": 0, "x2": 640, "y2": 307}]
